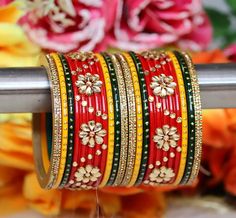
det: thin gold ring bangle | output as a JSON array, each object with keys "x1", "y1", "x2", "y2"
[
  {"x1": 116, "y1": 53, "x2": 137, "y2": 186},
  {"x1": 50, "y1": 53, "x2": 68, "y2": 188},
  {"x1": 33, "y1": 54, "x2": 62, "y2": 189},
  {"x1": 109, "y1": 54, "x2": 129, "y2": 186},
  {"x1": 122, "y1": 52, "x2": 143, "y2": 187}
]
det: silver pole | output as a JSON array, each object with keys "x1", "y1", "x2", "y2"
[{"x1": 0, "y1": 63, "x2": 236, "y2": 113}]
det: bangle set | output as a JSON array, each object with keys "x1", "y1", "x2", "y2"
[{"x1": 33, "y1": 50, "x2": 202, "y2": 190}]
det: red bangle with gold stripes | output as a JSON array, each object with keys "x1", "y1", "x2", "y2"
[
  {"x1": 84, "y1": 54, "x2": 108, "y2": 186},
  {"x1": 136, "y1": 53, "x2": 162, "y2": 185}
]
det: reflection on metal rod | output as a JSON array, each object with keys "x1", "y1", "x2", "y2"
[{"x1": 0, "y1": 63, "x2": 236, "y2": 113}]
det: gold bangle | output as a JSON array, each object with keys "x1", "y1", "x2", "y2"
[
  {"x1": 50, "y1": 53, "x2": 68, "y2": 188},
  {"x1": 122, "y1": 52, "x2": 143, "y2": 187},
  {"x1": 167, "y1": 51, "x2": 188, "y2": 185},
  {"x1": 33, "y1": 54, "x2": 62, "y2": 189},
  {"x1": 96, "y1": 53, "x2": 115, "y2": 187},
  {"x1": 109, "y1": 54, "x2": 129, "y2": 186},
  {"x1": 41, "y1": 113, "x2": 50, "y2": 170},
  {"x1": 116, "y1": 53, "x2": 137, "y2": 186},
  {"x1": 182, "y1": 52, "x2": 202, "y2": 183}
]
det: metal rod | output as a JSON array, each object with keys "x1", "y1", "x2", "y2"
[{"x1": 0, "y1": 63, "x2": 236, "y2": 113}]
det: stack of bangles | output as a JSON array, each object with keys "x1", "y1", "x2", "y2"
[{"x1": 33, "y1": 50, "x2": 202, "y2": 190}]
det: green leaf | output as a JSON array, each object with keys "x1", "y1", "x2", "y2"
[
  {"x1": 226, "y1": 0, "x2": 236, "y2": 14},
  {"x1": 205, "y1": 8, "x2": 231, "y2": 38},
  {"x1": 223, "y1": 30, "x2": 236, "y2": 47}
]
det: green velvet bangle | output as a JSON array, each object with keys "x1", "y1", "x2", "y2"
[
  {"x1": 174, "y1": 51, "x2": 195, "y2": 185},
  {"x1": 102, "y1": 53, "x2": 121, "y2": 186},
  {"x1": 58, "y1": 54, "x2": 75, "y2": 188},
  {"x1": 129, "y1": 51, "x2": 150, "y2": 186}
]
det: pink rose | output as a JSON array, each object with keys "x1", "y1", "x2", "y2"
[
  {"x1": 109, "y1": 0, "x2": 212, "y2": 51},
  {"x1": 0, "y1": 0, "x2": 13, "y2": 6},
  {"x1": 19, "y1": 0, "x2": 117, "y2": 52},
  {"x1": 224, "y1": 44, "x2": 236, "y2": 62}
]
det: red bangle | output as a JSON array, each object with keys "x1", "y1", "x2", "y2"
[
  {"x1": 136, "y1": 54, "x2": 161, "y2": 184},
  {"x1": 63, "y1": 55, "x2": 84, "y2": 189},
  {"x1": 64, "y1": 53, "x2": 108, "y2": 189},
  {"x1": 137, "y1": 51, "x2": 182, "y2": 185},
  {"x1": 85, "y1": 55, "x2": 108, "y2": 186},
  {"x1": 75, "y1": 58, "x2": 96, "y2": 188},
  {"x1": 164, "y1": 54, "x2": 182, "y2": 182}
]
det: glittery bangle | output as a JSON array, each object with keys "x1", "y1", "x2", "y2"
[
  {"x1": 122, "y1": 52, "x2": 143, "y2": 187},
  {"x1": 109, "y1": 54, "x2": 129, "y2": 186},
  {"x1": 50, "y1": 53, "x2": 69, "y2": 189},
  {"x1": 95, "y1": 53, "x2": 115, "y2": 187},
  {"x1": 182, "y1": 52, "x2": 202, "y2": 184},
  {"x1": 33, "y1": 54, "x2": 62, "y2": 189},
  {"x1": 116, "y1": 53, "x2": 137, "y2": 186},
  {"x1": 58, "y1": 54, "x2": 75, "y2": 188},
  {"x1": 129, "y1": 52, "x2": 150, "y2": 186},
  {"x1": 174, "y1": 51, "x2": 195, "y2": 185},
  {"x1": 167, "y1": 51, "x2": 188, "y2": 185},
  {"x1": 102, "y1": 53, "x2": 121, "y2": 186}
]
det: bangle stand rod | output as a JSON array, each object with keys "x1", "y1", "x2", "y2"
[{"x1": 0, "y1": 63, "x2": 236, "y2": 113}]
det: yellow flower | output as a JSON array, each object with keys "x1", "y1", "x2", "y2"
[{"x1": 0, "y1": 2, "x2": 41, "y2": 67}]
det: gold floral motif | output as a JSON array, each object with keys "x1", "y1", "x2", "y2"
[
  {"x1": 79, "y1": 121, "x2": 107, "y2": 147},
  {"x1": 149, "y1": 166, "x2": 175, "y2": 184},
  {"x1": 75, "y1": 165, "x2": 101, "y2": 184},
  {"x1": 153, "y1": 125, "x2": 180, "y2": 151},
  {"x1": 68, "y1": 51, "x2": 95, "y2": 60},
  {"x1": 75, "y1": 73, "x2": 102, "y2": 96},
  {"x1": 150, "y1": 74, "x2": 176, "y2": 97}
]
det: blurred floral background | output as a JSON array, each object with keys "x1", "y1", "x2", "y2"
[{"x1": 0, "y1": 0, "x2": 236, "y2": 217}]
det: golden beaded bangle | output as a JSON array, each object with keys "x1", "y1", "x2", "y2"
[
  {"x1": 50, "y1": 53, "x2": 68, "y2": 188},
  {"x1": 33, "y1": 54, "x2": 62, "y2": 189},
  {"x1": 182, "y1": 52, "x2": 202, "y2": 184},
  {"x1": 116, "y1": 53, "x2": 137, "y2": 186},
  {"x1": 109, "y1": 54, "x2": 129, "y2": 186},
  {"x1": 122, "y1": 52, "x2": 143, "y2": 187},
  {"x1": 96, "y1": 53, "x2": 115, "y2": 187},
  {"x1": 167, "y1": 51, "x2": 188, "y2": 185}
]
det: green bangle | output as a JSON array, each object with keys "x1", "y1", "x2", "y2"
[
  {"x1": 46, "y1": 113, "x2": 52, "y2": 160},
  {"x1": 102, "y1": 53, "x2": 121, "y2": 186},
  {"x1": 174, "y1": 51, "x2": 195, "y2": 185},
  {"x1": 129, "y1": 51, "x2": 150, "y2": 186},
  {"x1": 58, "y1": 54, "x2": 75, "y2": 188}
]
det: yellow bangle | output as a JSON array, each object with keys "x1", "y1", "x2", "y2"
[
  {"x1": 96, "y1": 54, "x2": 115, "y2": 187},
  {"x1": 50, "y1": 53, "x2": 68, "y2": 188},
  {"x1": 167, "y1": 51, "x2": 188, "y2": 185},
  {"x1": 122, "y1": 52, "x2": 143, "y2": 187}
]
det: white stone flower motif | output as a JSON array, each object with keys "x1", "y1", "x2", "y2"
[
  {"x1": 75, "y1": 165, "x2": 101, "y2": 184},
  {"x1": 79, "y1": 121, "x2": 107, "y2": 147},
  {"x1": 149, "y1": 166, "x2": 175, "y2": 184},
  {"x1": 150, "y1": 74, "x2": 176, "y2": 97},
  {"x1": 75, "y1": 73, "x2": 102, "y2": 96},
  {"x1": 153, "y1": 125, "x2": 180, "y2": 151}
]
